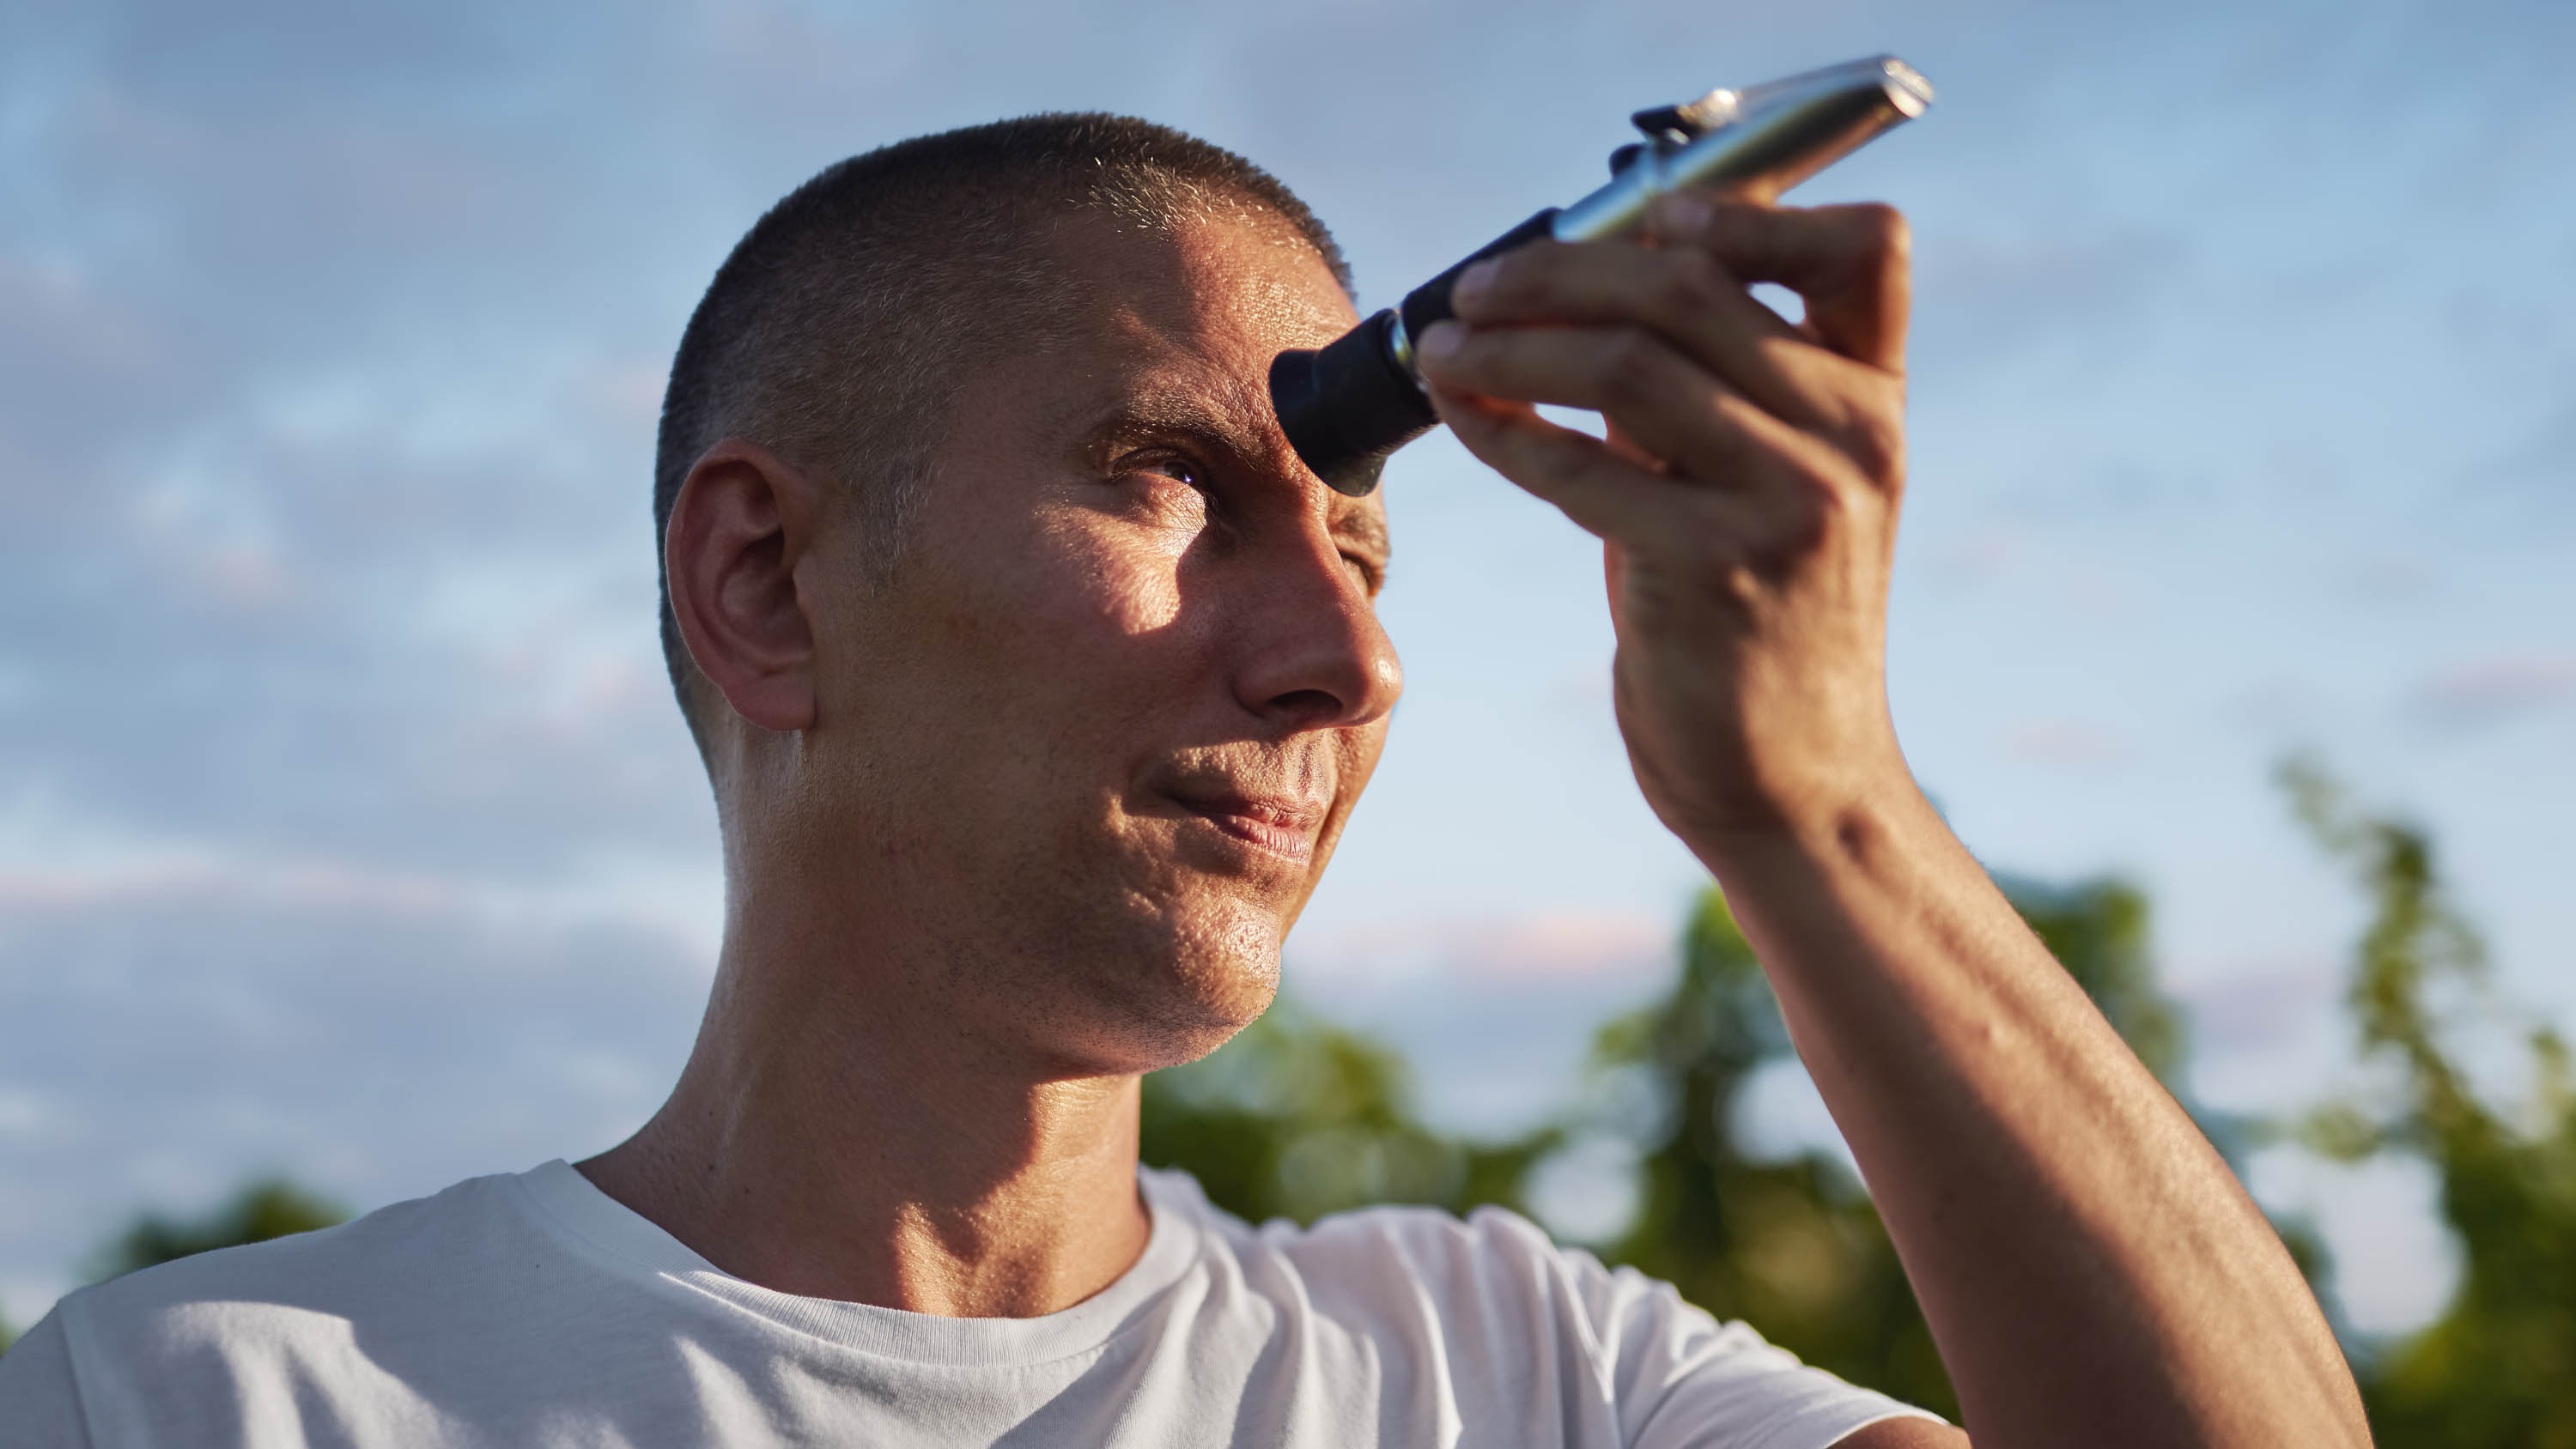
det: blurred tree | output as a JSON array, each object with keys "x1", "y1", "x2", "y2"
[
  {"x1": 1141, "y1": 997, "x2": 1557, "y2": 1225},
  {"x1": 1577, "y1": 876, "x2": 2207, "y2": 1418},
  {"x1": 2281, "y1": 760, "x2": 2576, "y2": 1448},
  {"x1": 1145, "y1": 870, "x2": 2224, "y2": 1420},
  {"x1": 0, "y1": 1179, "x2": 345, "y2": 1358},
  {"x1": 39, "y1": 761, "x2": 2547, "y2": 1433},
  {"x1": 88, "y1": 1179, "x2": 349, "y2": 1282},
  {"x1": 1586, "y1": 888, "x2": 1952, "y2": 1413}
]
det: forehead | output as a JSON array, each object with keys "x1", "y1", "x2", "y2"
[
  {"x1": 1047, "y1": 205, "x2": 1357, "y2": 358},
  {"x1": 1006, "y1": 210, "x2": 1385, "y2": 526}
]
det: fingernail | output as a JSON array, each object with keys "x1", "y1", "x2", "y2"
[
  {"x1": 1656, "y1": 192, "x2": 1713, "y2": 234},
  {"x1": 1416, "y1": 319, "x2": 1465, "y2": 361},
  {"x1": 1453, "y1": 258, "x2": 1498, "y2": 306}
]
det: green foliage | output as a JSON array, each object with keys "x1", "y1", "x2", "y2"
[
  {"x1": 1147, "y1": 874, "x2": 2206, "y2": 1420},
  {"x1": 2281, "y1": 760, "x2": 2576, "y2": 1448},
  {"x1": 1575, "y1": 876, "x2": 2208, "y2": 1419},
  {"x1": 1141, "y1": 998, "x2": 1557, "y2": 1226},
  {"x1": 1587, "y1": 888, "x2": 1949, "y2": 1410},
  {"x1": 88, "y1": 1179, "x2": 349, "y2": 1282},
  {"x1": 46, "y1": 761, "x2": 2564, "y2": 1434},
  {"x1": 0, "y1": 1299, "x2": 15, "y2": 1356}
]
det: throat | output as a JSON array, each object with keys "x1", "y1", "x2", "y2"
[{"x1": 576, "y1": 1048, "x2": 1153, "y2": 1318}]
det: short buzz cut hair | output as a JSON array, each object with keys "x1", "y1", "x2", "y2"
[{"x1": 652, "y1": 113, "x2": 1352, "y2": 759}]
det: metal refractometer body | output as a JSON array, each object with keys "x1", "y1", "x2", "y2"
[{"x1": 1270, "y1": 55, "x2": 1935, "y2": 497}]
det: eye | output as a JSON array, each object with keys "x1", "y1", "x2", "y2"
[
  {"x1": 1340, "y1": 550, "x2": 1385, "y2": 594},
  {"x1": 1115, "y1": 449, "x2": 1209, "y2": 496},
  {"x1": 1109, "y1": 449, "x2": 1213, "y2": 533}
]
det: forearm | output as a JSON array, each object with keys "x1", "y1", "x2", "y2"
[
  {"x1": 1694, "y1": 785, "x2": 2368, "y2": 1449},
  {"x1": 1417, "y1": 200, "x2": 2370, "y2": 1445}
]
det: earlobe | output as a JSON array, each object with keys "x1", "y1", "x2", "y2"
[{"x1": 665, "y1": 440, "x2": 822, "y2": 735}]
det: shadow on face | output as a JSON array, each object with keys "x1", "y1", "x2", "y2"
[{"x1": 773, "y1": 208, "x2": 1404, "y2": 1078}]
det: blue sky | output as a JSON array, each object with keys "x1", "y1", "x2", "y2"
[{"x1": 3, "y1": 0, "x2": 2568, "y2": 1337}]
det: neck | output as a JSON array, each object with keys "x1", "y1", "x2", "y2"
[{"x1": 579, "y1": 895, "x2": 1153, "y2": 1318}]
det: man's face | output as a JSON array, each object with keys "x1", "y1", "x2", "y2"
[{"x1": 793, "y1": 208, "x2": 1398, "y2": 1076}]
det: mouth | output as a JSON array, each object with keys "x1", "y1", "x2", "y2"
[{"x1": 1164, "y1": 788, "x2": 1326, "y2": 865}]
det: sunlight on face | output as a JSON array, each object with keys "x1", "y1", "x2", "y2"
[{"x1": 782, "y1": 208, "x2": 1395, "y2": 1076}]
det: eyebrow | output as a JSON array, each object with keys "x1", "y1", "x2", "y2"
[
  {"x1": 1330, "y1": 506, "x2": 1389, "y2": 566},
  {"x1": 1075, "y1": 385, "x2": 1394, "y2": 570},
  {"x1": 1075, "y1": 391, "x2": 1262, "y2": 466}
]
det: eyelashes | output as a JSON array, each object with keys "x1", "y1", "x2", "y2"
[
  {"x1": 1126, "y1": 451, "x2": 1206, "y2": 492},
  {"x1": 1109, "y1": 449, "x2": 1214, "y2": 535},
  {"x1": 1109, "y1": 449, "x2": 1383, "y2": 595}
]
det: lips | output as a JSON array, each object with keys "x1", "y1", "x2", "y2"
[{"x1": 1165, "y1": 787, "x2": 1326, "y2": 864}]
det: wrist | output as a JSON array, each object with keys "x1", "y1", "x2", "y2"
[{"x1": 1674, "y1": 766, "x2": 1935, "y2": 885}]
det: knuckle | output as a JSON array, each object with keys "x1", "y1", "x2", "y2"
[
  {"x1": 1594, "y1": 330, "x2": 1670, "y2": 401},
  {"x1": 1477, "y1": 252, "x2": 1531, "y2": 306},
  {"x1": 1864, "y1": 420, "x2": 1906, "y2": 482},
  {"x1": 1705, "y1": 198, "x2": 1766, "y2": 246},
  {"x1": 1792, "y1": 463, "x2": 1845, "y2": 520},
  {"x1": 1488, "y1": 242, "x2": 1563, "y2": 303},
  {"x1": 1726, "y1": 440, "x2": 1850, "y2": 555},
  {"x1": 1718, "y1": 561, "x2": 1765, "y2": 614},
  {"x1": 1805, "y1": 373, "x2": 1905, "y2": 483},
  {"x1": 1839, "y1": 410, "x2": 1904, "y2": 484},
  {"x1": 1656, "y1": 249, "x2": 1729, "y2": 317},
  {"x1": 1759, "y1": 477, "x2": 1840, "y2": 561},
  {"x1": 1847, "y1": 203, "x2": 1911, "y2": 264}
]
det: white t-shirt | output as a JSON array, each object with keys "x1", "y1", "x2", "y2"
[{"x1": 0, "y1": 1161, "x2": 1938, "y2": 1447}]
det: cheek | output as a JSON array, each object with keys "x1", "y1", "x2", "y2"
[
  {"x1": 1030, "y1": 511, "x2": 1197, "y2": 653},
  {"x1": 866, "y1": 494, "x2": 1218, "y2": 763},
  {"x1": 1087, "y1": 541, "x2": 1185, "y2": 639},
  {"x1": 1327, "y1": 722, "x2": 1389, "y2": 827}
]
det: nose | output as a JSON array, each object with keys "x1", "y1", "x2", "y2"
[{"x1": 1230, "y1": 527, "x2": 1402, "y2": 734}]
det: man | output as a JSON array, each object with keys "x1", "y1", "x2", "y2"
[{"x1": 0, "y1": 115, "x2": 2368, "y2": 1447}]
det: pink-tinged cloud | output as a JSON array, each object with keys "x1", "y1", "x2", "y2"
[
  {"x1": 0, "y1": 853, "x2": 464, "y2": 915},
  {"x1": 2409, "y1": 653, "x2": 2576, "y2": 728},
  {"x1": 1294, "y1": 912, "x2": 1673, "y2": 985},
  {"x1": 2173, "y1": 960, "x2": 2339, "y2": 1054},
  {"x1": 0, "y1": 845, "x2": 720, "y2": 954}
]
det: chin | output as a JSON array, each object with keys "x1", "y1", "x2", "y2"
[
  {"x1": 1164, "y1": 912, "x2": 1288, "y2": 1055},
  {"x1": 1050, "y1": 899, "x2": 1287, "y2": 1076}
]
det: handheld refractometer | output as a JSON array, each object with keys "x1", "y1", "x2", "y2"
[{"x1": 1270, "y1": 55, "x2": 1934, "y2": 497}]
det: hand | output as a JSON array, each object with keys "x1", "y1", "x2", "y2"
[
  {"x1": 1424, "y1": 202, "x2": 2378, "y2": 1449},
  {"x1": 1414, "y1": 196, "x2": 1917, "y2": 850}
]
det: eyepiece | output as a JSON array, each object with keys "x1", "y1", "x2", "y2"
[
  {"x1": 1269, "y1": 311, "x2": 1437, "y2": 498},
  {"x1": 1276, "y1": 209, "x2": 1563, "y2": 498}
]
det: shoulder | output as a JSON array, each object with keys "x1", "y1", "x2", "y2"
[
  {"x1": 64, "y1": 1169, "x2": 532, "y2": 1342},
  {"x1": 1144, "y1": 1168, "x2": 1720, "y2": 1386},
  {"x1": 34, "y1": 1169, "x2": 564, "y2": 1440},
  {"x1": 1144, "y1": 1168, "x2": 1943, "y2": 1447},
  {"x1": 1149, "y1": 1166, "x2": 1664, "y2": 1335},
  {"x1": 1145, "y1": 1165, "x2": 1565, "y2": 1296},
  {"x1": 0, "y1": 1308, "x2": 94, "y2": 1447}
]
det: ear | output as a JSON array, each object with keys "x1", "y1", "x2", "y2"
[{"x1": 665, "y1": 439, "x2": 823, "y2": 735}]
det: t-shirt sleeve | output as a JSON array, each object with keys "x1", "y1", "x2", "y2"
[
  {"x1": 1559, "y1": 1246, "x2": 1944, "y2": 1449},
  {"x1": 0, "y1": 1309, "x2": 98, "y2": 1449}
]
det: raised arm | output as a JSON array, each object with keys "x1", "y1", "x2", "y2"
[{"x1": 1413, "y1": 195, "x2": 2369, "y2": 1449}]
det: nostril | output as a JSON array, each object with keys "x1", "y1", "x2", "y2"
[{"x1": 1268, "y1": 688, "x2": 1345, "y2": 724}]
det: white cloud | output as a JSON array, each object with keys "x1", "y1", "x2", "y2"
[
  {"x1": 0, "y1": 879, "x2": 714, "y2": 1321},
  {"x1": 1996, "y1": 718, "x2": 2135, "y2": 770},
  {"x1": 3, "y1": 0, "x2": 2572, "y2": 1356}
]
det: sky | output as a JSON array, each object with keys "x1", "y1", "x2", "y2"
[{"x1": 3, "y1": 0, "x2": 2570, "y2": 1339}]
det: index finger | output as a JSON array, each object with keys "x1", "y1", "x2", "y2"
[{"x1": 1648, "y1": 196, "x2": 1912, "y2": 374}]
